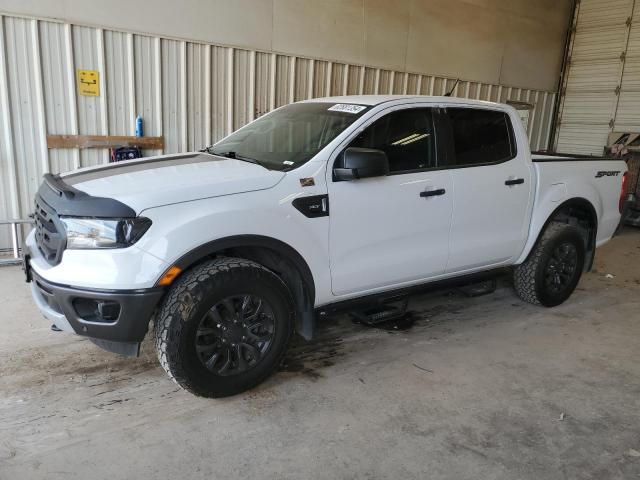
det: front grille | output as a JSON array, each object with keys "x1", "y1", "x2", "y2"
[{"x1": 34, "y1": 195, "x2": 65, "y2": 265}]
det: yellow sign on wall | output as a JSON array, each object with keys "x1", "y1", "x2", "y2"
[{"x1": 77, "y1": 70, "x2": 100, "y2": 96}]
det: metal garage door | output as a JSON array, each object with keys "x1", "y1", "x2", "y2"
[{"x1": 555, "y1": 0, "x2": 638, "y2": 155}]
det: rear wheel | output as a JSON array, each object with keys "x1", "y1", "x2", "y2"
[
  {"x1": 155, "y1": 257, "x2": 294, "y2": 397},
  {"x1": 513, "y1": 223, "x2": 585, "y2": 307}
]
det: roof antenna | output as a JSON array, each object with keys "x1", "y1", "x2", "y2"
[{"x1": 444, "y1": 78, "x2": 459, "y2": 97}]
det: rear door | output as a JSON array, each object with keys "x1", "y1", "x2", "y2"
[
  {"x1": 327, "y1": 106, "x2": 453, "y2": 296},
  {"x1": 442, "y1": 107, "x2": 534, "y2": 273}
]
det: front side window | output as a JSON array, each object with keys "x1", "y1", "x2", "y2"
[
  {"x1": 446, "y1": 108, "x2": 516, "y2": 166},
  {"x1": 207, "y1": 102, "x2": 369, "y2": 171},
  {"x1": 347, "y1": 108, "x2": 436, "y2": 173}
]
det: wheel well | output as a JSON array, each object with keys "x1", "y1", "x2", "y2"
[
  {"x1": 171, "y1": 236, "x2": 316, "y2": 340},
  {"x1": 544, "y1": 199, "x2": 598, "y2": 271}
]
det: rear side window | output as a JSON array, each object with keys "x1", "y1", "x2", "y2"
[
  {"x1": 446, "y1": 108, "x2": 516, "y2": 166},
  {"x1": 348, "y1": 108, "x2": 436, "y2": 173}
]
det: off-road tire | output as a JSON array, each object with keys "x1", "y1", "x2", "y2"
[
  {"x1": 513, "y1": 222, "x2": 586, "y2": 307},
  {"x1": 155, "y1": 257, "x2": 294, "y2": 397}
]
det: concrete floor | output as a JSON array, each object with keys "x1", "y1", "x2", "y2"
[{"x1": 1, "y1": 230, "x2": 639, "y2": 480}]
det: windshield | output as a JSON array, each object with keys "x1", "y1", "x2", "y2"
[{"x1": 206, "y1": 102, "x2": 370, "y2": 171}]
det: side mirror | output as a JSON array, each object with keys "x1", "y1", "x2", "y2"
[{"x1": 333, "y1": 147, "x2": 389, "y2": 181}]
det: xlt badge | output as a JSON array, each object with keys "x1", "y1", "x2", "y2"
[{"x1": 292, "y1": 195, "x2": 329, "y2": 218}]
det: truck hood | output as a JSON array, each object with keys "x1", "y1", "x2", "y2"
[{"x1": 61, "y1": 152, "x2": 286, "y2": 214}]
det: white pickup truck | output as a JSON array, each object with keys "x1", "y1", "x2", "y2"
[{"x1": 24, "y1": 95, "x2": 628, "y2": 397}]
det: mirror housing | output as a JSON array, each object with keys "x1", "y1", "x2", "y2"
[{"x1": 333, "y1": 147, "x2": 389, "y2": 181}]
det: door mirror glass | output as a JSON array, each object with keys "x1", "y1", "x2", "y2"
[{"x1": 334, "y1": 147, "x2": 389, "y2": 181}]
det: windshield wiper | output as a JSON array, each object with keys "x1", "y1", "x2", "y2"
[{"x1": 203, "y1": 148, "x2": 260, "y2": 165}]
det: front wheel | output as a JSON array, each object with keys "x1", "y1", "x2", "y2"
[
  {"x1": 155, "y1": 257, "x2": 294, "y2": 397},
  {"x1": 513, "y1": 223, "x2": 586, "y2": 307}
]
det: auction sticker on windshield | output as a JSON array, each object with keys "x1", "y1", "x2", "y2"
[{"x1": 328, "y1": 104, "x2": 367, "y2": 114}]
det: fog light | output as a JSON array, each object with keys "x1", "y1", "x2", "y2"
[{"x1": 73, "y1": 298, "x2": 121, "y2": 323}]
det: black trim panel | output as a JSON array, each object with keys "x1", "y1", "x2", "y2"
[
  {"x1": 292, "y1": 195, "x2": 329, "y2": 218},
  {"x1": 89, "y1": 338, "x2": 140, "y2": 357},
  {"x1": 30, "y1": 270, "x2": 164, "y2": 343},
  {"x1": 172, "y1": 234, "x2": 316, "y2": 302}
]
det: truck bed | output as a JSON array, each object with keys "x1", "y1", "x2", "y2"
[{"x1": 529, "y1": 152, "x2": 627, "y2": 250}]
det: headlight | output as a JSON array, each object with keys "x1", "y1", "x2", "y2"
[{"x1": 61, "y1": 217, "x2": 152, "y2": 249}]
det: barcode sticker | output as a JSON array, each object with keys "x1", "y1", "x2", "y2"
[{"x1": 328, "y1": 104, "x2": 367, "y2": 114}]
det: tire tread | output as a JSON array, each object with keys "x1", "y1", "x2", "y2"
[
  {"x1": 513, "y1": 222, "x2": 577, "y2": 306},
  {"x1": 154, "y1": 257, "x2": 293, "y2": 397}
]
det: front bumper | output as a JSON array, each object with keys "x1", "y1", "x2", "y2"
[{"x1": 29, "y1": 268, "x2": 164, "y2": 354}]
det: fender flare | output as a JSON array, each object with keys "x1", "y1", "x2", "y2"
[
  {"x1": 170, "y1": 235, "x2": 317, "y2": 338},
  {"x1": 524, "y1": 197, "x2": 598, "y2": 269},
  {"x1": 173, "y1": 234, "x2": 315, "y2": 297}
]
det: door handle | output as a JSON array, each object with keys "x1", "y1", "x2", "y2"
[
  {"x1": 420, "y1": 188, "x2": 446, "y2": 197},
  {"x1": 505, "y1": 178, "x2": 525, "y2": 186}
]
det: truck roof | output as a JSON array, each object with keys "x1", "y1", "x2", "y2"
[{"x1": 301, "y1": 94, "x2": 505, "y2": 108}]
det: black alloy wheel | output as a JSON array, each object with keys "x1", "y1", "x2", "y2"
[
  {"x1": 544, "y1": 242, "x2": 578, "y2": 295},
  {"x1": 195, "y1": 295, "x2": 276, "y2": 376}
]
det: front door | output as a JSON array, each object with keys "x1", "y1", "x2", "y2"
[{"x1": 327, "y1": 107, "x2": 453, "y2": 296}]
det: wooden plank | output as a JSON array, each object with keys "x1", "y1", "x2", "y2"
[{"x1": 47, "y1": 135, "x2": 164, "y2": 149}]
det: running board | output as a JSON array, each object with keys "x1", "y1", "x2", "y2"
[
  {"x1": 456, "y1": 279, "x2": 497, "y2": 297},
  {"x1": 348, "y1": 297, "x2": 409, "y2": 326}
]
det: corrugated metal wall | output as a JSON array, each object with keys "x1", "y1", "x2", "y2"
[
  {"x1": 0, "y1": 13, "x2": 557, "y2": 249},
  {"x1": 554, "y1": 0, "x2": 640, "y2": 154}
]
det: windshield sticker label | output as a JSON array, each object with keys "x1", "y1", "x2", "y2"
[
  {"x1": 328, "y1": 104, "x2": 366, "y2": 114},
  {"x1": 283, "y1": 160, "x2": 294, "y2": 165}
]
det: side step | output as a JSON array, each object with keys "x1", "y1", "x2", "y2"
[
  {"x1": 347, "y1": 279, "x2": 497, "y2": 328},
  {"x1": 456, "y1": 279, "x2": 497, "y2": 297},
  {"x1": 349, "y1": 296, "x2": 409, "y2": 326}
]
